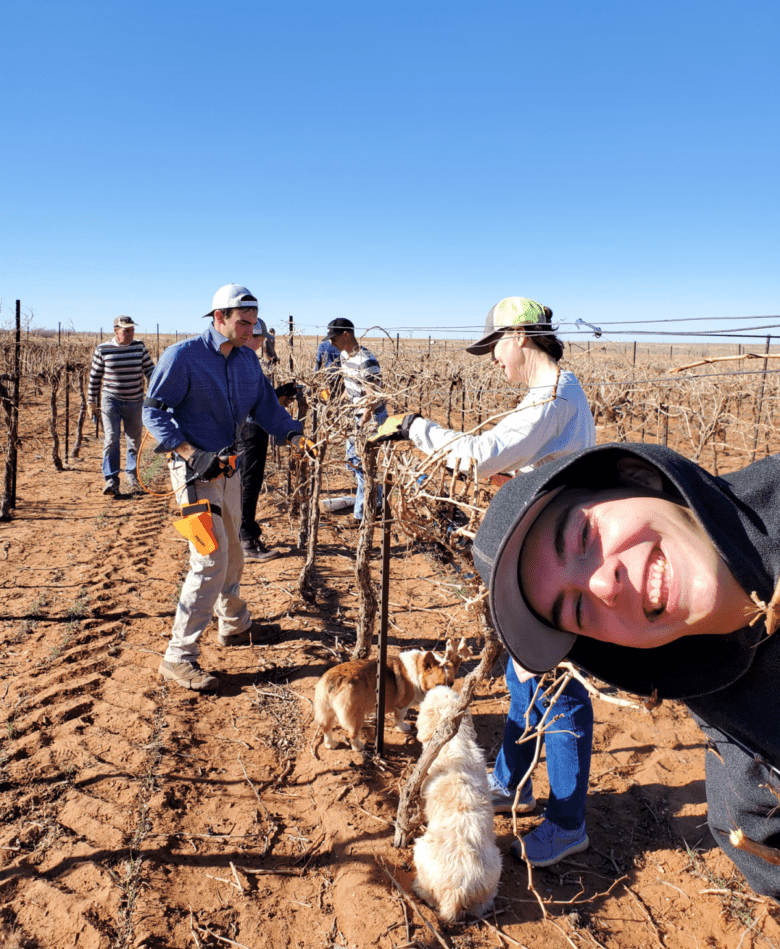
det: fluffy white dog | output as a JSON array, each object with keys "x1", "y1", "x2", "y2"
[{"x1": 412, "y1": 685, "x2": 501, "y2": 924}]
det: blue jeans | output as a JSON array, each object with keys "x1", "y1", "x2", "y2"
[
  {"x1": 492, "y1": 659, "x2": 593, "y2": 829},
  {"x1": 101, "y1": 395, "x2": 143, "y2": 481},
  {"x1": 346, "y1": 408, "x2": 387, "y2": 520}
]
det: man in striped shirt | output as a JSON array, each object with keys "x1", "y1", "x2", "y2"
[
  {"x1": 88, "y1": 316, "x2": 155, "y2": 496},
  {"x1": 326, "y1": 318, "x2": 388, "y2": 521}
]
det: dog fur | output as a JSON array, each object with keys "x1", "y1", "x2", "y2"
[
  {"x1": 313, "y1": 639, "x2": 470, "y2": 753},
  {"x1": 412, "y1": 685, "x2": 501, "y2": 924}
]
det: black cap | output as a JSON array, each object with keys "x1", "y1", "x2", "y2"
[{"x1": 326, "y1": 318, "x2": 355, "y2": 339}]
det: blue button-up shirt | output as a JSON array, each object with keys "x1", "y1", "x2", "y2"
[
  {"x1": 143, "y1": 323, "x2": 302, "y2": 453},
  {"x1": 315, "y1": 339, "x2": 341, "y2": 372}
]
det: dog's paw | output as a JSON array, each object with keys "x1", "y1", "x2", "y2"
[{"x1": 323, "y1": 734, "x2": 341, "y2": 749}]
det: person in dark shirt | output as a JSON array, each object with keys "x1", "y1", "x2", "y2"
[
  {"x1": 264, "y1": 327, "x2": 279, "y2": 365},
  {"x1": 237, "y1": 319, "x2": 296, "y2": 562},
  {"x1": 474, "y1": 442, "x2": 780, "y2": 901}
]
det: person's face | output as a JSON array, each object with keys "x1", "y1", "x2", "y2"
[
  {"x1": 245, "y1": 334, "x2": 264, "y2": 353},
  {"x1": 520, "y1": 487, "x2": 749, "y2": 649},
  {"x1": 114, "y1": 325, "x2": 134, "y2": 345},
  {"x1": 491, "y1": 332, "x2": 526, "y2": 384},
  {"x1": 215, "y1": 307, "x2": 257, "y2": 347},
  {"x1": 329, "y1": 331, "x2": 349, "y2": 352}
]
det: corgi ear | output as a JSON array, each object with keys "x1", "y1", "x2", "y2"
[
  {"x1": 443, "y1": 638, "x2": 457, "y2": 663},
  {"x1": 449, "y1": 635, "x2": 475, "y2": 673},
  {"x1": 457, "y1": 636, "x2": 474, "y2": 663},
  {"x1": 421, "y1": 650, "x2": 437, "y2": 669}
]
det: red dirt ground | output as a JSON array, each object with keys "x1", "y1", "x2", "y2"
[{"x1": 1, "y1": 398, "x2": 779, "y2": 949}]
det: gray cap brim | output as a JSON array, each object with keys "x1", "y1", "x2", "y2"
[
  {"x1": 474, "y1": 486, "x2": 576, "y2": 673},
  {"x1": 465, "y1": 330, "x2": 503, "y2": 356}
]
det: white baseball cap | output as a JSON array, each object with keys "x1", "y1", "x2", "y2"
[{"x1": 204, "y1": 284, "x2": 258, "y2": 318}]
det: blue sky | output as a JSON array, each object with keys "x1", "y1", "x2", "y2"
[{"x1": 2, "y1": 1, "x2": 778, "y2": 343}]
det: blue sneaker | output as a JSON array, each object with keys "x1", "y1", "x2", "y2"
[
  {"x1": 510, "y1": 820, "x2": 589, "y2": 867},
  {"x1": 488, "y1": 774, "x2": 536, "y2": 814}
]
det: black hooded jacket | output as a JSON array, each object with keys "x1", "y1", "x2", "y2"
[
  {"x1": 474, "y1": 443, "x2": 780, "y2": 898},
  {"x1": 475, "y1": 443, "x2": 780, "y2": 768}
]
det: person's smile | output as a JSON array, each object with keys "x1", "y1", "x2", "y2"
[{"x1": 520, "y1": 487, "x2": 753, "y2": 649}]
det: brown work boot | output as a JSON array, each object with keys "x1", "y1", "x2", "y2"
[
  {"x1": 218, "y1": 621, "x2": 282, "y2": 646},
  {"x1": 159, "y1": 659, "x2": 218, "y2": 692}
]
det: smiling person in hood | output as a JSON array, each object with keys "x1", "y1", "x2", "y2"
[{"x1": 473, "y1": 442, "x2": 780, "y2": 901}]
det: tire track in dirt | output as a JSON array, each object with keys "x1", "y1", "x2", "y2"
[
  {"x1": 0, "y1": 482, "x2": 178, "y2": 948},
  {"x1": 0, "y1": 424, "x2": 332, "y2": 949}
]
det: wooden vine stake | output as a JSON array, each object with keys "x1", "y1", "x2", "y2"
[
  {"x1": 297, "y1": 441, "x2": 327, "y2": 602},
  {"x1": 48, "y1": 370, "x2": 64, "y2": 472},
  {"x1": 71, "y1": 370, "x2": 88, "y2": 458},
  {"x1": 0, "y1": 300, "x2": 21, "y2": 519}
]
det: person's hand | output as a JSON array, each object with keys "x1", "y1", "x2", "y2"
[
  {"x1": 289, "y1": 435, "x2": 318, "y2": 459},
  {"x1": 186, "y1": 448, "x2": 230, "y2": 481},
  {"x1": 511, "y1": 659, "x2": 537, "y2": 684},
  {"x1": 88, "y1": 401, "x2": 97, "y2": 416},
  {"x1": 371, "y1": 413, "x2": 422, "y2": 443}
]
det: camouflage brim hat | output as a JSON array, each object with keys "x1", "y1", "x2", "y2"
[{"x1": 466, "y1": 297, "x2": 546, "y2": 355}]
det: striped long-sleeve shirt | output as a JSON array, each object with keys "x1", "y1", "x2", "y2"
[
  {"x1": 88, "y1": 339, "x2": 155, "y2": 402},
  {"x1": 340, "y1": 345, "x2": 387, "y2": 425}
]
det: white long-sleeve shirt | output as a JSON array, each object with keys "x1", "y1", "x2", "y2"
[{"x1": 408, "y1": 370, "x2": 595, "y2": 479}]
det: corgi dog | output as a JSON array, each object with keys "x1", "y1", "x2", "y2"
[
  {"x1": 313, "y1": 638, "x2": 472, "y2": 754},
  {"x1": 412, "y1": 685, "x2": 501, "y2": 924}
]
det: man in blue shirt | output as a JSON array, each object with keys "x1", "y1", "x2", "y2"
[
  {"x1": 143, "y1": 284, "x2": 305, "y2": 692},
  {"x1": 315, "y1": 337, "x2": 341, "y2": 373}
]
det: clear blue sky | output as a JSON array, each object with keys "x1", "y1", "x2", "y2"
[{"x1": 2, "y1": 0, "x2": 778, "y2": 343}]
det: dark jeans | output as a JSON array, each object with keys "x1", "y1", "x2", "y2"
[{"x1": 237, "y1": 421, "x2": 269, "y2": 544}]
